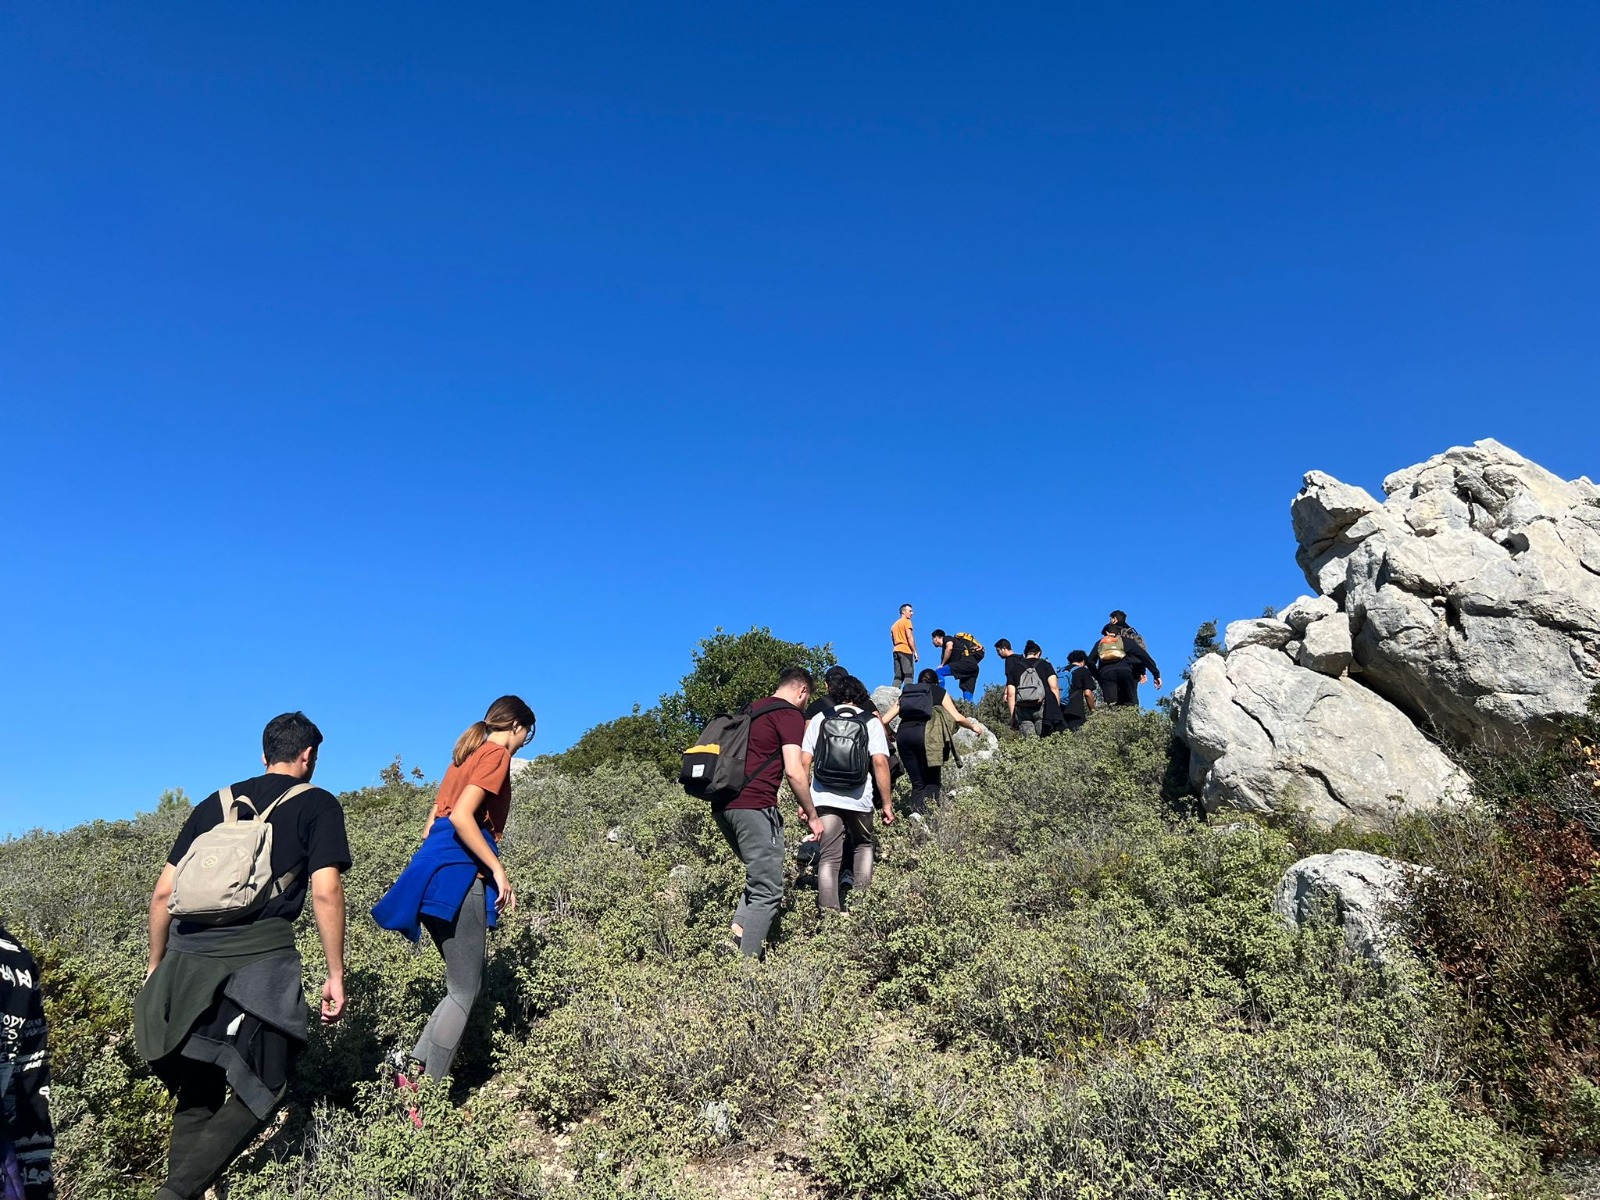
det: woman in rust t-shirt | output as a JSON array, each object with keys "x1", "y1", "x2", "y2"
[{"x1": 371, "y1": 694, "x2": 535, "y2": 1086}]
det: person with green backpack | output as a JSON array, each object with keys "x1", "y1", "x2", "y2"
[
  {"x1": 1087, "y1": 610, "x2": 1162, "y2": 707},
  {"x1": 929, "y1": 629, "x2": 984, "y2": 705}
]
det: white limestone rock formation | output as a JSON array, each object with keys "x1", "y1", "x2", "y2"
[
  {"x1": 1224, "y1": 617, "x2": 1294, "y2": 653},
  {"x1": 1297, "y1": 613, "x2": 1353, "y2": 677},
  {"x1": 952, "y1": 725, "x2": 1000, "y2": 764},
  {"x1": 1280, "y1": 594, "x2": 1340, "y2": 633},
  {"x1": 1292, "y1": 440, "x2": 1600, "y2": 744},
  {"x1": 1273, "y1": 850, "x2": 1422, "y2": 967},
  {"x1": 1179, "y1": 645, "x2": 1471, "y2": 829}
]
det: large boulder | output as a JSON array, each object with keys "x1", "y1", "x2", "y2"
[
  {"x1": 870, "y1": 685, "x2": 901, "y2": 718},
  {"x1": 1273, "y1": 850, "x2": 1420, "y2": 967},
  {"x1": 1178, "y1": 645, "x2": 1471, "y2": 829},
  {"x1": 1293, "y1": 440, "x2": 1600, "y2": 745}
]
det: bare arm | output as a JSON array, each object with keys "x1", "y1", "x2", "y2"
[
  {"x1": 450, "y1": 786, "x2": 516, "y2": 914},
  {"x1": 1005, "y1": 683, "x2": 1017, "y2": 718},
  {"x1": 1049, "y1": 673, "x2": 1062, "y2": 703},
  {"x1": 310, "y1": 866, "x2": 346, "y2": 1024},
  {"x1": 146, "y1": 864, "x2": 176, "y2": 977},
  {"x1": 872, "y1": 754, "x2": 894, "y2": 823},
  {"x1": 783, "y1": 744, "x2": 824, "y2": 834},
  {"x1": 940, "y1": 692, "x2": 985, "y2": 733}
]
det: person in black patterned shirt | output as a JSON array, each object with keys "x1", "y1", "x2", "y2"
[{"x1": 0, "y1": 924, "x2": 54, "y2": 1200}]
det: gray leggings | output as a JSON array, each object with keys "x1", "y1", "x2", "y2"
[
  {"x1": 817, "y1": 808, "x2": 876, "y2": 911},
  {"x1": 411, "y1": 878, "x2": 486, "y2": 1079}
]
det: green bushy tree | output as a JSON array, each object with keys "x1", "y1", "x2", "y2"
[
  {"x1": 667, "y1": 625, "x2": 835, "y2": 729},
  {"x1": 552, "y1": 626, "x2": 834, "y2": 777},
  {"x1": 550, "y1": 705, "x2": 694, "y2": 779}
]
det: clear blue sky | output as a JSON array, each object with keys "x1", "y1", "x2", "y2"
[{"x1": 3, "y1": 4, "x2": 1596, "y2": 832}]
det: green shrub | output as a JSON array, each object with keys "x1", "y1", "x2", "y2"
[{"x1": 7, "y1": 691, "x2": 1590, "y2": 1196}]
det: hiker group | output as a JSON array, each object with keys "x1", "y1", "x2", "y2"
[
  {"x1": 1, "y1": 608, "x2": 1159, "y2": 1199},
  {"x1": 690, "y1": 605, "x2": 1162, "y2": 962},
  {"x1": 894, "y1": 602, "x2": 1162, "y2": 730}
]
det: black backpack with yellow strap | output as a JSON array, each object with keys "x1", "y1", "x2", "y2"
[{"x1": 680, "y1": 700, "x2": 793, "y2": 805}]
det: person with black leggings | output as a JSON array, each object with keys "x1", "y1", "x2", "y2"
[
  {"x1": 880, "y1": 669, "x2": 987, "y2": 817},
  {"x1": 1087, "y1": 610, "x2": 1162, "y2": 707}
]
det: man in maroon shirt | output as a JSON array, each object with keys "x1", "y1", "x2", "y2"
[{"x1": 714, "y1": 668, "x2": 825, "y2": 958}]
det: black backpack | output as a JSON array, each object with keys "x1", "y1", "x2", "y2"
[
  {"x1": 813, "y1": 705, "x2": 873, "y2": 790},
  {"x1": 680, "y1": 700, "x2": 793, "y2": 804},
  {"x1": 898, "y1": 682, "x2": 935, "y2": 721}
]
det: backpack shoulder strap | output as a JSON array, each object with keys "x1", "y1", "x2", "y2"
[
  {"x1": 257, "y1": 783, "x2": 317, "y2": 898},
  {"x1": 256, "y1": 782, "x2": 316, "y2": 822},
  {"x1": 741, "y1": 700, "x2": 795, "y2": 786},
  {"x1": 218, "y1": 785, "x2": 246, "y2": 824}
]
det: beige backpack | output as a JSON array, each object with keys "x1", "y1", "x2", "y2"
[{"x1": 167, "y1": 783, "x2": 313, "y2": 925}]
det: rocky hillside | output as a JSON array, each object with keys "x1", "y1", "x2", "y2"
[
  {"x1": 2, "y1": 442, "x2": 1597, "y2": 1199},
  {"x1": 1177, "y1": 439, "x2": 1600, "y2": 829}
]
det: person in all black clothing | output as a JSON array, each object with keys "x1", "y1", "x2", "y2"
[
  {"x1": 879, "y1": 669, "x2": 987, "y2": 817},
  {"x1": 1003, "y1": 640, "x2": 1060, "y2": 738},
  {"x1": 1087, "y1": 610, "x2": 1161, "y2": 707},
  {"x1": 1059, "y1": 649, "x2": 1097, "y2": 732}
]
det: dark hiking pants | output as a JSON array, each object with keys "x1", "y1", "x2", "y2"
[
  {"x1": 1099, "y1": 664, "x2": 1140, "y2": 706},
  {"x1": 156, "y1": 1059, "x2": 283, "y2": 1200}
]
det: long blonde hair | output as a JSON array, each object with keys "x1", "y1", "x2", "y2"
[{"x1": 452, "y1": 695, "x2": 536, "y2": 766}]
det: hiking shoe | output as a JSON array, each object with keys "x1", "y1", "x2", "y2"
[{"x1": 384, "y1": 1047, "x2": 421, "y2": 1094}]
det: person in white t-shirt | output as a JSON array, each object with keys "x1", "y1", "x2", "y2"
[{"x1": 799, "y1": 674, "x2": 895, "y2": 913}]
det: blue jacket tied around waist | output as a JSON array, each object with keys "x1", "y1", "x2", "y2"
[{"x1": 371, "y1": 817, "x2": 500, "y2": 941}]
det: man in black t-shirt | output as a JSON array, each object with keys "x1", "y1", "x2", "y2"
[
  {"x1": 1003, "y1": 641, "x2": 1060, "y2": 738},
  {"x1": 1087, "y1": 609, "x2": 1162, "y2": 707},
  {"x1": 138, "y1": 712, "x2": 350, "y2": 1200},
  {"x1": 930, "y1": 629, "x2": 981, "y2": 704},
  {"x1": 1060, "y1": 649, "x2": 1097, "y2": 732}
]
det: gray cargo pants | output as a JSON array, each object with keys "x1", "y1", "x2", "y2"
[{"x1": 713, "y1": 805, "x2": 786, "y2": 957}]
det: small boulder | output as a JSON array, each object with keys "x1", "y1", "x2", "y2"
[
  {"x1": 953, "y1": 726, "x2": 1000, "y2": 763},
  {"x1": 1297, "y1": 614, "x2": 1354, "y2": 677},
  {"x1": 1273, "y1": 850, "x2": 1422, "y2": 967},
  {"x1": 1280, "y1": 594, "x2": 1340, "y2": 634},
  {"x1": 1224, "y1": 618, "x2": 1294, "y2": 653}
]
